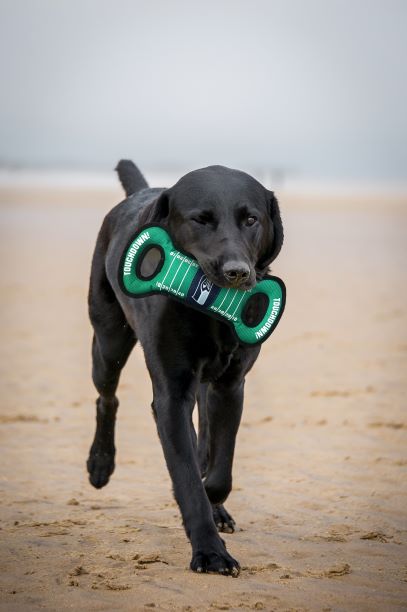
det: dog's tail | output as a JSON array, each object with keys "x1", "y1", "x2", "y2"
[{"x1": 115, "y1": 159, "x2": 148, "y2": 196}]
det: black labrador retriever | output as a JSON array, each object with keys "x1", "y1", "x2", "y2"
[{"x1": 87, "y1": 160, "x2": 283, "y2": 575}]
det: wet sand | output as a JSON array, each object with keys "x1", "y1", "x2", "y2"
[{"x1": 0, "y1": 183, "x2": 406, "y2": 611}]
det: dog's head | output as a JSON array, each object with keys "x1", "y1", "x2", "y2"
[{"x1": 142, "y1": 165, "x2": 283, "y2": 289}]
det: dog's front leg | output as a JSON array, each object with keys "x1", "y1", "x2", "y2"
[{"x1": 151, "y1": 372, "x2": 240, "y2": 576}]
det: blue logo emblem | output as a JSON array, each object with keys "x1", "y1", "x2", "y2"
[{"x1": 186, "y1": 270, "x2": 220, "y2": 308}]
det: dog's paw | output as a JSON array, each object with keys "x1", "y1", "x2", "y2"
[
  {"x1": 86, "y1": 447, "x2": 115, "y2": 489},
  {"x1": 212, "y1": 504, "x2": 236, "y2": 533},
  {"x1": 190, "y1": 539, "x2": 240, "y2": 576}
]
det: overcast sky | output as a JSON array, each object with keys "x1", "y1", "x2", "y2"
[{"x1": 0, "y1": 0, "x2": 406, "y2": 181}]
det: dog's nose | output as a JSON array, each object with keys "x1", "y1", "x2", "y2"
[{"x1": 223, "y1": 261, "x2": 250, "y2": 285}]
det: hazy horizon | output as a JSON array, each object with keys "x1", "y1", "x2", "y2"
[{"x1": 1, "y1": 0, "x2": 406, "y2": 182}]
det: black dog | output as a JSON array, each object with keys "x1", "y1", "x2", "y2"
[{"x1": 87, "y1": 161, "x2": 283, "y2": 575}]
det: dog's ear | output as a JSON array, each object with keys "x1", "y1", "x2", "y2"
[
  {"x1": 256, "y1": 190, "x2": 284, "y2": 273},
  {"x1": 139, "y1": 189, "x2": 170, "y2": 225}
]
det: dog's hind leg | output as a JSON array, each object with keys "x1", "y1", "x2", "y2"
[
  {"x1": 197, "y1": 383, "x2": 209, "y2": 477},
  {"x1": 87, "y1": 237, "x2": 137, "y2": 488},
  {"x1": 87, "y1": 322, "x2": 136, "y2": 488}
]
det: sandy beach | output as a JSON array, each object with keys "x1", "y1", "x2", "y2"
[{"x1": 0, "y1": 181, "x2": 406, "y2": 611}]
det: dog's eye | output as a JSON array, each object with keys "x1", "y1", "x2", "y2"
[
  {"x1": 191, "y1": 213, "x2": 214, "y2": 225},
  {"x1": 246, "y1": 216, "x2": 257, "y2": 227}
]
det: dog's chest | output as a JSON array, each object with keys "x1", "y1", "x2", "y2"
[{"x1": 198, "y1": 318, "x2": 239, "y2": 382}]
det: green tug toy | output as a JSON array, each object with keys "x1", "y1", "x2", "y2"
[{"x1": 119, "y1": 225, "x2": 286, "y2": 346}]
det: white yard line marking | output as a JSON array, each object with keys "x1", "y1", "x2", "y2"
[
  {"x1": 224, "y1": 291, "x2": 237, "y2": 316},
  {"x1": 160, "y1": 253, "x2": 177, "y2": 290},
  {"x1": 169, "y1": 256, "x2": 187, "y2": 290},
  {"x1": 177, "y1": 260, "x2": 192, "y2": 292},
  {"x1": 217, "y1": 288, "x2": 230, "y2": 310},
  {"x1": 231, "y1": 292, "x2": 246, "y2": 318}
]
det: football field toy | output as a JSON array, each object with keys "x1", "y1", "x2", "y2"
[{"x1": 119, "y1": 225, "x2": 286, "y2": 346}]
